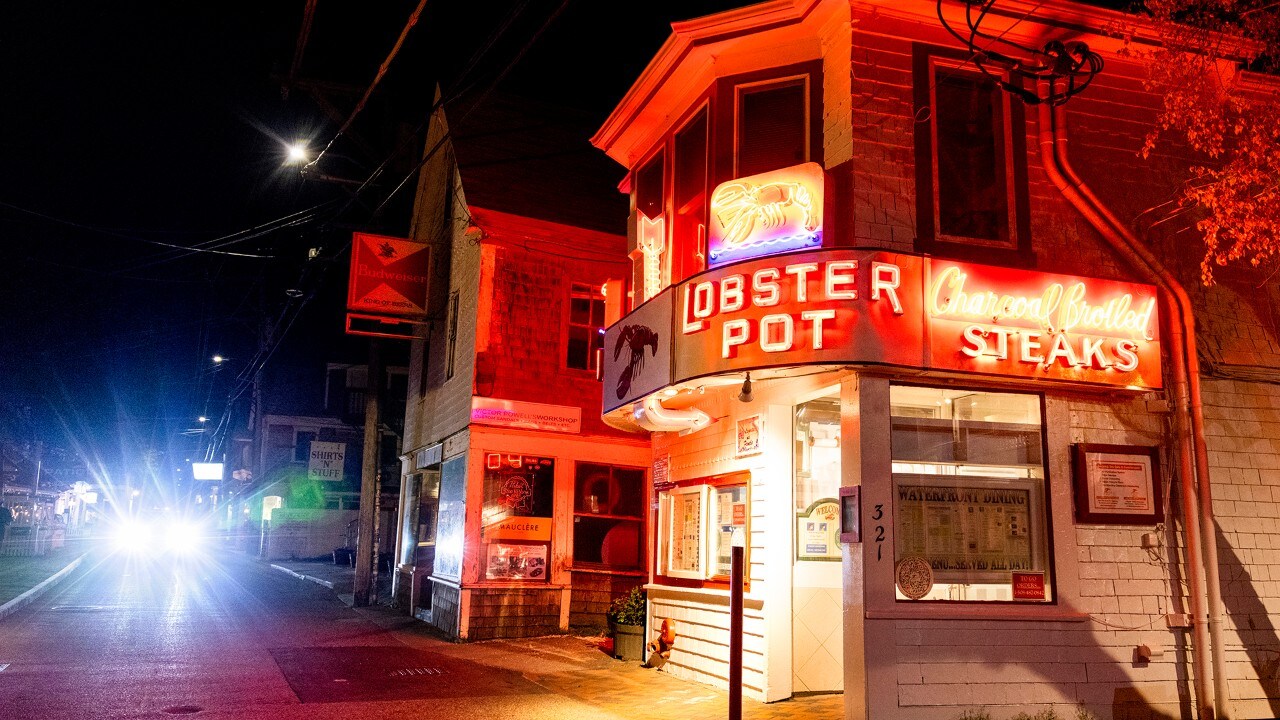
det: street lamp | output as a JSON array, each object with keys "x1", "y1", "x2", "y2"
[
  {"x1": 212, "y1": 354, "x2": 225, "y2": 365},
  {"x1": 285, "y1": 142, "x2": 309, "y2": 165}
]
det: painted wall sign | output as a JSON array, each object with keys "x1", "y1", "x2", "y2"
[
  {"x1": 306, "y1": 441, "x2": 346, "y2": 482},
  {"x1": 601, "y1": 289, "x2": 674, "y2": 413},
  {"x1": 346, "y1": 232, "x2": 431, "y2": 319},
  {"x1": 603, "y1": 248, "x2": 1161, "y2": 416},
  {"x1": 708, "y1": 162, "x2": 824, "y2": 267},
  {"x1": 471, "y1": 397, "x2": 582, "y2": 434}
]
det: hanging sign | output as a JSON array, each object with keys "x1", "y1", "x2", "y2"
[
  {"x1": 347, "y1": 232, "x2": 431, "y2": 317},
  {"x1": 307, "y1": 441, "x2": 346, "y2": 483}
]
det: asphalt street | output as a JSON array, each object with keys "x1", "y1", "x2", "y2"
[{"x1": 0, "y1": 549, "x2": 630, "y2": 720}]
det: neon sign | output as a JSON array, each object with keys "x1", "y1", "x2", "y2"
[
  {"x1": 638, "y1": 213, "x2": 667, "y2": 301},
  {"x1": 707, "y1": 163, "x2": 824, "y2": 267}
]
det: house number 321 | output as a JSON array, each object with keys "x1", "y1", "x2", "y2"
[{"x1": 872, "y1": 504, "x2": 884, "y2": 561}]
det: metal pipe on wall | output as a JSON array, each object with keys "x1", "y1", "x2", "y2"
[{"x1": 1037, "y1": 86, "x2": 1227, "y2": 718}]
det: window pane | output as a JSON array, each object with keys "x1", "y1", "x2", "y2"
[
  {"x1": 481, "y1": 454, "x2": 554, "y2": 581},
  {"x1": 566, "y1": 326, "x2": 590, "y2": 370},
  {"x1": 570, "y1": 296, "x2": 591, "y2": 326},
  {"x1": 712, "y1": 486, "x2": 748, "y2": 577},
  {"x1": 889, "y1": 386, "x2": 1050, "y2": 603},
  {"x1": 934, "y1": 73, "x2": 1008, "y2": 242},
  {"x1": 795, "y1": 393, "x2": 841, "y2": 561},
  {"x1": 738, "y1": 82, "x2": 806, "y2": 177},
  {"x1": 635, "y1": 153, "x2": 665, "y2": 220},
  {"x1": 669, "y1": 490, "x2": 702, "y2": 574},
  {"x1": 573, "y1": 517, "x2": 643, "y2": 569}
]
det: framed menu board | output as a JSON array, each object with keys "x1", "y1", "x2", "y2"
[{"x1": 1072, "y1": 444, "x2": 1163, "y2": 525}]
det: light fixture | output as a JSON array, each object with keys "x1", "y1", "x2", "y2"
[
  {"x1": 212, "y1": 355, "x2": 224, "y2": 364},
  {"x1": 738, "y1": 372, "x2": 754, "y2": 403},
  {"x1": 286, "y1": 142, "x2": 309, "y2": 164},
  {"x1": 198, "y1": 416, "x2": 208, "y2": 423}
]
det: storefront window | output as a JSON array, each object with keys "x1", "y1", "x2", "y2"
[
  {"x1": 572, "y1": 463, "x2": 645, "y2": 571},
  {"x1": 889, "y1": 386, "x2": 1051, "y2": 603},
  {"x1": 656, "y1": 472, "x2": 749, "y2": 586},
  {"x1": 481, "y1": 453, "x2": 554, "y2": 581},
  {"x1": 795, "y1": 393, "x2": 842, "y2": 561}
]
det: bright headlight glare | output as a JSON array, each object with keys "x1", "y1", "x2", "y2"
[
  {"x1": 166, "y1": 522, "x2": 204, "y2": 554},
  {"x1": 113, "y1": 521, "x2": 153, "y2": 553}
]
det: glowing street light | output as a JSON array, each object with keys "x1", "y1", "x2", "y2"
[
  {"x1": 212, "y1": 354, "x2": 224, "y2": 364},
  {"x1": 286, "y1": 142, "x2": 309, "y2": 164},
  {"x1": 198, "y1": 416, "x2": 208, "y2": 423}
]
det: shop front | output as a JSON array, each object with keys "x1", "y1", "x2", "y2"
[{"x1": 602, "y1": 238, "x2": 1162, "y2": 702}]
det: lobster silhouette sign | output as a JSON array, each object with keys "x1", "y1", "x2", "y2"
[
  {"x1": 601, "y1": 288, "x2": 674, "y2": 413},
  {"x1": 707, "y1": 162, "x2": 824, "y2": 268}
]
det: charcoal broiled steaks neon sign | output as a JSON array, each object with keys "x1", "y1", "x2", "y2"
[{"x1": 671, "y1": 249, "x2": 1161, "y2": 389}]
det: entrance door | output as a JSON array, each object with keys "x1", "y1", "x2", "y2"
[{"x1": 792, "y1": 393, "x2": 843, "y2": 693}]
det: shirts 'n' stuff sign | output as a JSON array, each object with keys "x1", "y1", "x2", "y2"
[
  {"x1": 1072, "y1": 444, "x2": 1164, "y2": 525},
  {"x1": 347, "y1": 233, "x2": 431, "y2": 318},
  {"x1": 471, "y1": 398, "x2": 581, "y2": 434},
  {"x1": 602, "y1": 289, "x2": 674, "y2": 413},
  {"x1": 736, "y1": 414, "x2": 763, "y2": 457},
  {"x1": 797, "y1": 499, "x2": 841, "y2": 561},
  {"x1": 894, "y1": 477, "x2": 1034, "y2": 582},
  {"x1": 708, "y1": 162, "x2": 825, "y2": 267},
  {"x1": 307, "y1": 441, "x2": 346, "y2": 482}
]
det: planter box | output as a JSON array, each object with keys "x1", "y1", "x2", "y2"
[{"x1": 612, "y1": 622, "x2": 645, "y2": 661}]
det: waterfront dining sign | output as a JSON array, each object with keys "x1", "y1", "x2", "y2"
[{"x1": 603, "y1": 248, "x2": 1161, "y2": 412}]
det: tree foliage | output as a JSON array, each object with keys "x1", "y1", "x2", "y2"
[{"x1": 1137, "y1": 0, "x2": 1280, "y2": 284}]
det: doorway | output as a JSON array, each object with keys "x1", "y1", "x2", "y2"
[{"x1": 792, "y1": 392, "x2": 843, "y2": 693}]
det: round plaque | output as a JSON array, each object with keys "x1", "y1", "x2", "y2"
[{"x1": 895, "y1": 556, "x2": 934, "y2": 600}]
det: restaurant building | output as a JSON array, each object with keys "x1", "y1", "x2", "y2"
[{"x1": 592, "y1": 1, "x2": 1280, "y2": 718}]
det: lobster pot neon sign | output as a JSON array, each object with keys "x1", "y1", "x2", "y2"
[{"x1": 708, "y1": 162, "x2": 824, "y2": 268}]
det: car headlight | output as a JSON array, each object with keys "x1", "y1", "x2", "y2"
[
  {"x1": 113, "y1": 520, "x2": 153, "y2": 553},
  {"x1": 165, "y1": 521, "x2": 205, "y2": 554}
]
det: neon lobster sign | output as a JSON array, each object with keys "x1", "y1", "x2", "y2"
[{"x1": 707, "y1": 163, "x2": 824, "y2": 268}]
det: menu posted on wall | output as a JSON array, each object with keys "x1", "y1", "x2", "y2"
[
  {"x1": 1072, "y1": 444, "x2": 1163, "y2": 525},
  {"x1": 894, "y1": 477, "x2": 1034, "y2": 581},
  {"x1": 1085, "y1": 452, "x2": 1154, "y2": 514}
]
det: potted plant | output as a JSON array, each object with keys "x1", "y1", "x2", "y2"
[{"x1": 607, "y1": 586, "x2": 646, "y2": 661}]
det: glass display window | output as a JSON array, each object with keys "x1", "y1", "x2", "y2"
[
  {"x1": 480, "y1": 453, "x2": 554, "y2": 581},
  {"x1": 655, "y1": 471, "x2": 749, "y2": 588},
  {"x1": 889, "y1": 385, "x2": 1052, "y2": 603}
]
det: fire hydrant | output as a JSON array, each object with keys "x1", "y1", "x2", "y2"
[{"x1": 643, "y1": 618, "x2": 676, "y2": 668}]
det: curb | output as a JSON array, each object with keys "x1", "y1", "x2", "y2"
[
  {"x1": 269, "y1": 563, "x2": 337, "y2": 589},
  {"x1": 0, "y1": 552, "x2": 88, "y2": 621}
]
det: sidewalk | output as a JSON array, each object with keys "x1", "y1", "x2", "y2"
[
  {"x1": 270, "y1": 559, "x2": 843, "y2": 720},
  {"x1": 0, "y1": 546, "x2": 87, "y2": 619},
  {"x1": 269, "y1": 558, "x2": 390, "y2": 606}
]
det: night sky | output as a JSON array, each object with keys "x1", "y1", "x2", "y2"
[{"x1": 0, "y1": 1, "x2": 747, "y2": 478}]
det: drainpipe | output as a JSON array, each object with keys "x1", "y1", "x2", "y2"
[{"x1": 1037, "y1": 87, "x2": 1228, "y2": 719}]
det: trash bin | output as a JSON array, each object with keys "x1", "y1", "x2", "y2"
[{"x1": 333, "y1": 547, "x2": 352, "y2": 566}]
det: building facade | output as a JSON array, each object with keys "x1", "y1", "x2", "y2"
[
  {"x1": 394, "y1": 95, "x2": 653, "y2": 639},
  {"x1": 592, "y1": 1, "x2": 1280, "y2": 718}
]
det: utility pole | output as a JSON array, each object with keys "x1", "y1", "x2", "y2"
[{"x1": 353, "y1": 339, "x2": 383, "y2": 607}]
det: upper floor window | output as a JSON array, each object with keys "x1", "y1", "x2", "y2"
[
  {"x1": 672, "y1": 106, "x2": 710, "y2": 280},
  {"x1": 566, "y1": 282, "x2": 605, "y2": 372},
  {"x1": 736, "y1": 77, "x2": 809, "y2": 177},
  {"x1": 913, "y1": 46, "x2": 1029, "y2": 259},
  {"x1": 635, "y1": 152, "x2": 668, "y2": 302}
]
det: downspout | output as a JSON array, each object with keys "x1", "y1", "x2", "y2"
[{"x1": 1037, "y1": 88, "x2": 1226, "y2": 719}]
